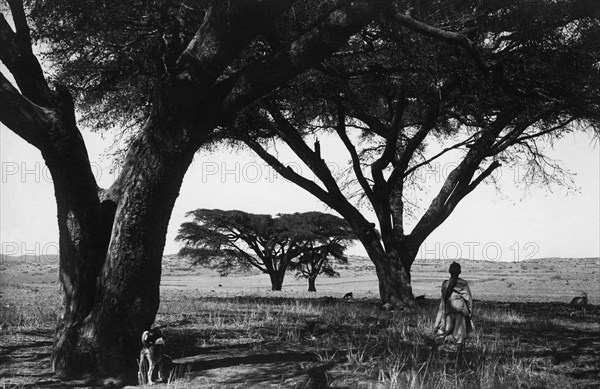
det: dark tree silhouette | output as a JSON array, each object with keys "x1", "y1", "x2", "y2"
[
  {"x1": 287, "y1": 212, "x2": 354, "y2": 292},
  {"x1": 0, "y1": 0, "x2": 384, "y2": 382},
  {"x1": 226, "y1": 0, "x2": 600, "y2": 308},
  {"x1": 176, "y1": 210, "x2": 355, "y2": 291}
]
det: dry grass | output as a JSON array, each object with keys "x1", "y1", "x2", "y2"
[
  {"x1": 144, "y1": 293, "x2": 598, "y2": 388},
  {"x1": 1, "y1": 256, "x2": 599, "y2": 388}
]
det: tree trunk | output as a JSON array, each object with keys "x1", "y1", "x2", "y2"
[
  {"x1": 51, "y1": 115, "x2": 202, "y2": 383},
  {"x1": 350, "y1": 218, "x2": 416, "y2": 309},
  {"x1": 308, "y1": 277, "x2": 317, "y2": 292},
  {"x1": 269, "y1": 271, "x2": 285, "y2": 291},
  {"x1": 369, "y1": 247, "x2": 415, "y2": 309}
]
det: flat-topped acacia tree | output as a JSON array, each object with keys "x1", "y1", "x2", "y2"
[
  {"x1": 226, "y1": 0, "x2": 600, "y2": 308},
  {"x1": 288, "y1": 212, "x2": 355, "y2": 292},
  {"x1": 0, "y1": 0, "x2": 385, "y2": 382},
  {"x1": 176, "y1": 210, "x2": 355, "y2": 291}
]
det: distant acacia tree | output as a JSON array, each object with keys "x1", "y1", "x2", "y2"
[
  {"x1": 288, "y1": 213, "x2": 354, "y2": 292},
  {"x1": 176, "y1": 209, "x2": 354, "y2": 291}
]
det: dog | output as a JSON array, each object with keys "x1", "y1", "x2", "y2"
[
  {"x1": 343, "y1": 292, "x2": 353, "y2": 300},
  {"x1": 570, "y1": 291, "x2": 588, "y2": 317},
  {"x1": 138, "y1": 328, "x2": 166, "y2": 385}
]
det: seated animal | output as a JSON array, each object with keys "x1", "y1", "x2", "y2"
[
  {"x1": 570, "y1": 291, "x2": 588, "y2": 317},
  {"x1": 138, "y1": 328, "x2": 166, "y2": 385}
]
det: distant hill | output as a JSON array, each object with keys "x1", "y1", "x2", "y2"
[{"x1": 1, "y1": 254, "x2": 59, "y2": 263}]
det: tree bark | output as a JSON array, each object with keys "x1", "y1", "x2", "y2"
[
  {"x1": 344, "y1": 211, "x2": 417, "y2": 309},
  {"x1": 358, "y1": 234, "x2": 416, "y2": 309},
  {"x1": 51, "y1": 112, "x2": 202, "y2": 381}
]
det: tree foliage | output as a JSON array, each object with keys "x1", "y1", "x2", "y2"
[
  {"x1": 287, "y1": 212, "x2": 355, "y2": 291},
  {"x1": 1, "y1": 0, "x2": 384, "y2": 380},
  {"x1": 224, "y1": 0, "x2": 600, "y2": 307},
  {"x1": 176, "y1": 209, "x2": 356, "y2": 290}
]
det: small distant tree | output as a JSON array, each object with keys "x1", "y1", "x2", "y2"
[
  {"x1": 176, "y1": 209, "x2": 354, "y2": 291},
  {"x1": 288, "y1": 212, "x2": 354, "y2": 292}
]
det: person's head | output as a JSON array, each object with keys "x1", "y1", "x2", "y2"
[{"x1": 449, "y1": 261, "x2": 461, "y2": 277}]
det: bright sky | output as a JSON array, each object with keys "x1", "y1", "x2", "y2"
[
  {"x1": 1, "y1": 7, "x2": 598, "y2": 264},
  {"x1": 1, "y1": 121, "x2": 599, "y2": 262}
]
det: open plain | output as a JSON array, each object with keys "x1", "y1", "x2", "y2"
[{"x1": 1, "y1": 255, "x2": 599, "y2": 388}]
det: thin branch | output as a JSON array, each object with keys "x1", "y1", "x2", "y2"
[
  {"x1": 514, "y1": 118, "x2": 576, "y2": 144},
  {"x1": 390, "y1": 10, "x2": 486, "y2": 72},
  {"x1": 464, "y1": 160, "x2": 501, "y2": 196},
  {"x1": 388, "y1": 95, "x2": 440, "y2": 190},
  {"x1": 332, "y1": 99, "x2": 375, "y2": 204},
  {"x1": 403, "y1": 133, "x2": 478, "y2": 178}
]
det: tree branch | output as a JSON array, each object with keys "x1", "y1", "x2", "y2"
[
  {"x1": 403, "y1": 133, "x2": 478, "y2": 178},
  {"x1": 265, "y1": 101, "x2": 346, "y2": 199},
  {"x1": 213, "y1": 0, "x2": 385, "y2": 119},
  {"x1": 243, "y1": 137, "x2": 336, "y2": 209},
  {"x1": 333, "y1": 99, "x2": 375, "y2": 204},
  {"x1": 464, "y1": 161, "x2": 501, "y2": 196},
  {"x1": 409, "y1": 110, "x2": 518, "y2": 244},
  {"x1": 389, "y1": 10, "x2": 486, "y2": 72},
  {"x1": 0, "y1": 72, "x2": 51, "y2": 149},
  {"x1": 6, "y1": 0, "x2": 30, "y2": 45},
  {"x1": 388, "y1": 93, "x2": 441, "y2": 190},
  {"x1": 0, "y1": 5, "x2": 54, "y2": 106},
  {"x1": 176, "y1": 0, "x2": 294, "y2": 89}
]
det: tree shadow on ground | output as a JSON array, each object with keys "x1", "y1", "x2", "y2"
[
  {"x1": 473, "y1": 300, "x2": 600, "y2": 385},
  {"x1": 163, "y1": 328, "x2": 344, "y2": 388},
  {"x1": 3, "y1": 298, "x2": 599, "y2": 388}
]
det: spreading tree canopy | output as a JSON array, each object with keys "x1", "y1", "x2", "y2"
[
  {"x1": 287, "y1": 212, "x2": 355, "y2": 292},
  {"x1": 176, "y1": 209, "x2": 355, "y2": 291},
  {"x1": 0, "y1": 0, "x2": 384, "y2": 382},
  {"x1": 224, "y1": 0, "x2": 600, "y2": 308},
  {"x1": 2, "y1": 0, "x2": 599, "y2": 382}
]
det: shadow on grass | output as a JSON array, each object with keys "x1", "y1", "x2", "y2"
[
  {"x1": 473, "y1": 300, "x2": 600, "y2": 384},
  {"x1": 2, "y1": 297, "x2": 599, "y2": 388}
]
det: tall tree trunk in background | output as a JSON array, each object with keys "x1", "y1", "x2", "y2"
[
  {"x1": 268, "y1": 269, "x2": 286, "y2": 291},
  {"x1": 308, "y1": 277, "x2": 317, "y2": 292}
]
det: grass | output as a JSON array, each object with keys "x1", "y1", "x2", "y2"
[
  {"x1": 1, "y1": 289, "x2": 597, "y2": 388},
  {"x1": 150, "y1": 294, "x2": 593, "y2": 388}
]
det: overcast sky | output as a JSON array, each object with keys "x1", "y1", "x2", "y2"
[{"x1": 1, "y1": 121, "x2": 599, "y2": 262}]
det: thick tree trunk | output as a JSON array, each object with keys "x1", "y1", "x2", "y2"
[
  {"x1": 308, "y1": 277, "x2": 317, "y2": 292},
  {"x1": 51, "y1": 116, "x2": 202, "y2": 383},
  {"x1": 46, "y1": 142, "x2": 108, "y2": 379},
  {"x1": 367, "y1": 245, "x2": 415, "y2": 309},
  {"x1": 269, "y1": 271, "x2": 285, "y2": 291},
  {"x1": 1, "y1": 1, "x2": 384, "y2": 382},
  {"x1": 349, "y1": 217, "x2": 416, "y2": 309}
]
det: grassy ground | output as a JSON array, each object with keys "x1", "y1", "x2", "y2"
[{"x1": 0, "y1": 256, "x2": 599, "y2": 388}]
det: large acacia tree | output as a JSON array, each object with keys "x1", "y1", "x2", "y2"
[
  {"x1": 0, "y1": 0, "x2": 386, "y2": 382},
  {"x1": 228, "y1": 0, "x2": 600, "y2": 308},
  {"x1": 176, "y1": 209, "x2": 354, "y2": 291}
]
